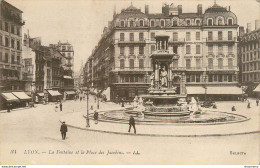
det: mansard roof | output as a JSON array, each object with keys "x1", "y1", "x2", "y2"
[
  {"x1": 116, "y1": 5, "x2": 147, "y2": 19},
  {"x1": 205, "y1": 3, "x2": 228, "y2": 13}
]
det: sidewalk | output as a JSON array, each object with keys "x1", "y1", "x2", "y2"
[{"x1": 61, "y1": 98, "x2": 260, "y2": 137}]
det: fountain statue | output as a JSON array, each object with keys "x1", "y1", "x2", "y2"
[{"x1": 160, "y1": 66, "x2": 168, "y2": 88}]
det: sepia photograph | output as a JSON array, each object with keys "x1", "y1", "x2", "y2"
[{"x1": 0, "y1": 0, "x2": 259, "y2": 166}]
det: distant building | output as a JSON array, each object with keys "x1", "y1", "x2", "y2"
[
  {"x1": 84, "y1": 2, "x2": 241, "y2": 101},
  {"x1": 0, "y1": 0, "x2": 25, "y2": 91}
]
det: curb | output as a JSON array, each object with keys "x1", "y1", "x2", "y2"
[{"x1": 66, "y1": 124, "x2": 260, "y2": 137}]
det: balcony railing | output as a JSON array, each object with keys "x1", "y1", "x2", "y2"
[
  {"x1": 172, "y1": 67, "x2": 205, "y2": 71},
  {"x1": 113, "y1": 67, "x2": 152, "y2": 71},
  {"x1": 168, "y1": 38, "x2": 185, "y2": 44},
  {"x1": 118, "y1": 40, "x2": 146, "y2": 45},
  {"x1": 207, "y1": 66, "x2": 238, "y2": 70},
  {"x1": 206, "y1": 37, "x2": 236, "y2": 43}
]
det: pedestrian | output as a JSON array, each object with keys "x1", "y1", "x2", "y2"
[
  {"x1": 232, "y1": 106, "x2": 236, "y2": 111},
  {"x1": 94, "y1": 110, "x2": 99, "y2": 124},
  {"x1": 94, "y1": 96, "x2": 97, "y2": 103},
  {"x1": 128, "y1": 116, "x2": 136, "y2": 134},
  {"x1": 60, "y1": 121, "x2": 68, "y2": 140},
  {"x1": 60, "y1": 102, "x2": 63, "y2": 112},
  {"x1": 121, "y1": 98, "x2": 124, "y2": 107},
  {"x1": 6, "y1": 103, "x2": 10, "y2": 112},
  {"x1": 55, "y1": 105, "x2": 58, "y2": 112},
  {"x1": 247, "y1": 101, "x2": 251, "y2": 108},
  {"x1": 256, "y1": 98, "x2": 259, "y2": 106},
  {"x1": 90, "y1": 105, "x2": 93, "y2": 110}
]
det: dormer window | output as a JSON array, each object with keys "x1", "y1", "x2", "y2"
[
  {"x1": 161, "y1": 20, "x2": 165, "y2": 27},
  {"x1": 173, "y1": 20, "x2": 177, "y2": 26},
  {"x1": 228, "y1": 19, "x2": 233, "y2": 25},
  {"x1": 196, "y1": 20, "x2": 200, "y2": 26},
  {"x1": 151, "y1": 20, "x2": 155, "y2": 27},
  {"x1": 218, "y1": 18, "x2": 223, "y2": 25},
  {"x1": 186, "y1": 20, "x2": 191, "y2": 26},
  {"x1": 120, "y1": 21, "x2": 125, "y2": 27},
  {"x1": 130, "y1": 21, "x2": 134, "y2": 27},
  {"x1": 208, "y1": 19, "x2": 213, "y2": 26},
  {"x1": 140, "y1": 20, "x2": 144, "y2": 27}
]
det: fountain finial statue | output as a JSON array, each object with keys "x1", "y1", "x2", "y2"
[
  {"x1": 150, "y1": 72, "x2": 155, "y2": 88},
  {"x1": 160, "y1": 66, "x2": 168, "y2": 88}
]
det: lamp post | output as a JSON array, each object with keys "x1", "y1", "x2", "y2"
[
  {"x1": 86, "y1": 87, "x2": 90, "y2": 127},
  {"x1": 203, "y1": 74, "x2": 208, "y2": 101},
  {"x1": 97, "y1": 94, "x2": 99, "y2": 109}
]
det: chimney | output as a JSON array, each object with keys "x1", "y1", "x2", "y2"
[
  {"x1": 197, "y1": 4, "x2": 202, "y2": 15},
  {"x1": 145, "y1": 5, "x2": 149, "y2": 14},
  {"x1": 162, "y1": 4, "x2": 169, "y2": 16},
  {"x1": 228, "y1": 6, "x2": 230, "y2": 11},
  {"x1": 178, "y1": 5, "x2": 182, "y2": 15},
  {"x1": 239, "y1": 26, "x2": 245, "y2": 37},
  {"x1": 255, "y1": 20, "x2": 260, "y2": 30},
  {"x1": 247, "y1": 23, "x2": 252, "y2": 33}
]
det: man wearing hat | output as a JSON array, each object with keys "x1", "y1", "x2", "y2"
[
  {"x1": 128, "y1": 116, "x2": 136, "y2": 134},
  {"x1": 60, "y1": 121, "x2": 68, "y2": 140},
  {"x1": 94, "y1": 110, "x2": 99, "y2": 124}
]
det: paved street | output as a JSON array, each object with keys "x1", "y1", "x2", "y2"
[{"x1": 0, "y1": 96, "x2": 259, "y2": 164}]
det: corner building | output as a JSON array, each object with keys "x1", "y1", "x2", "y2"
[{"x1": 85, "y1": 3, "x2": 241, "y2": 101}]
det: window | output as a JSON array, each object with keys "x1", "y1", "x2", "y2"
[
  {"x1": 228, "y1": 58, "x2": 233, "y2": 68},
  {"x1": 173, "y1": 32, "x2": 178, "y2": 41},
  {"x1": 228, "y1": 31, "x2": 232, "y2": 40},
  {"x1": 139, "y1": 32, "x2": 144, "y2": 41},
  {"x1": 5, "y1": 22, "x2": 8, "y2": 32},
  {"x1": 218, "y1": 18, "x2": 223, "y2": 25},
  {"x1": 129, "y1": 59, "x2": 134, "y2": 69},
  {"x1": 218, "y1": 31, "x2": 222, "y2": 40},
  {"x1": 130, "y1": 21, "x2": 134, "y2": 27},
  {"x1": 62, "y1": 46, "x2": 66, "y2": 51},
  {"x1": 208, "y1": 31, "x2": 213, "y2": 40},
  {"x1": 208, "y1": 58, "x2": 213, "y2": 69},
  {"x1": 208, "y1": 75, "x2": 213, "y2": 82},
  {"x1": 5, "y1": 37, "x2": 9, "y2": 47},
  {"x1": 196, "y1": 59, "x2": 201, "y2": 69},
  {"x1": 161, "y1": 20, "x2": 165, "y2": 27},
  {"x1": 173, "y1": 46, "x2": 178, "y2": 53},
  {"x1": 17, "y1": 40, "x2": 20, "y2": 50},
  {"x1": 208, "y1": 44, "x2": 213, "y2": 53},
  {"x1": 196, "y1": 45, "x2": 200, "y2": 54},
  {"x1": 0, "y1": 20, "x2": 2, "y2": 30},
  {"x1": 11, "y1": 39, "x2": 15, "y2": 48},
  {"x1": 173, "y1": 20, "x2": 177, "y2": 26},
  {"x1": 186, "y1": 32, "x2": 191, "y2": 41},
  {"x1": 186, "y1": 59, "x2": 191, "y2": 69},
  {"x1": 196, "y1": 32, "x2": 200, "y2": 40},
  {"x1": 173, "y1": 60, "x2": 178, "y2": 69},
  {"x1": 5, "y1": 53, "x2": 9, "y2": 63},
  {"x1": 228, "y1": 44, "x2": 233, "y2": 53},
  {"x1": 139, "y1": 46, "x2": 144, "y2": 55},
  {"x1": 11, "y1": 25, "x2": 14, "y2": 34},
  {"x1": 151, "y1": 32, "x2": 155, "y2": 41},
  {"x1": 208, "y1": 19, "x2": 213, "y2": 26},
  {"x1": 228, "y1": 75, "x2": 232, "y2": 82},
  {"x1": 139, "y1": 59, "x2": 144, "y2": 69},
  {"x1": 186, "y1": 75, "x2": 190, "y2": 82},
  {"x1": 129, "y1": 46, "x2": 134, "y2": 55},
  {"x1": 120, "y1": 47, "x2": 124, "y2": 55},
  {"x1": 130, "y1": 33, "x2": 134, "y2": 41},
  {"x1": 0, "y1": 35, "x2": 2, "y2": 46},
  {"x1": 11, "y1": 54, "x2": 15, "y2": 64},
  {"x1": 218, "y1": 58, "x2": 223, "y2": 69},
  {"x1": 186, "y1": 20, "x2": 191, "y2": 25},
  {"x1": 120, "y1": 33, "x2": 124, "y2": 41},
  {"x1": 120, "y1": 21, "x2": 124, "y2": 27},
  {"x1": 120, "y1": 59, "x2": 125, "y2": 69},
  {"x1": 151, "y1": 20, "x2": 155, "y2": 27},
  {"x1": 196, "y1": 74, "x2": 200, "y2": 82},
  {"x1": 218, "y1": 44, "x2": 223, "y2": 53},
  {"x1": 0, "y1": 52, "x2": 2, "y2": 62},
  {"x1": 196, "y1": 20, "x2": 200, "y2": 26},
  {"x1": 151, "y1": 45, "x2": 155, "y2": 53},
  {"x1": 186, "y1": 45, "x2": 191, "y2": 54},
  {"x1": 140, "y1": 20, "x2": 144, "y2": 27},
  {"x1": 228, "y1": 19, "x2": 233, "y2": 25}
]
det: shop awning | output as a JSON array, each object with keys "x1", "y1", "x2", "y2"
[
  {"x1": 207, "y1": 86, "x2": 242, "y2": 95},
  {"x1": 12, "y1": 92, "x2": 32, "y2": 101},
  {"x1": 0, "y1": 92, "x2": 19, "y2": 102},
  {"x1": 65, "y1": 91, "x2": 76, "y2": 95},
  {"x1": 253, "y1": 84, "x2": 260, "y2": 92},
  {"x1": 186, "y1": 87, "x2": 205, "y2": 94},
  {"x1": 64, "y1": 75, "x2": 73, "y2": 79},
  {"x1": 47, "y1": 90, "x2": 62, "y2": 96},
  {"x1": 37, "y1": 93, "x2": 44, "y2": 97}
]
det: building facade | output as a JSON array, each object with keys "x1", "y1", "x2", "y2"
[
  {"x1": 84, "y1": 3, "x2": 241, "y2": 101},
  {"x1": 0, "y1": 0, "x2": 25, "y2": 91}
]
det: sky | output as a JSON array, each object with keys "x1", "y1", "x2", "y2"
[{"x1": 6, "y1": 0, "x2": 260, "y2": 72}]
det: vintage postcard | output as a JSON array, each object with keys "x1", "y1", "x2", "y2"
[{"x1": 0, "y1": 0, "x2": 259, "y2": 166}]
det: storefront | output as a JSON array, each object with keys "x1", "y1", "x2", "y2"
[
  {"x1": 46, "y1": 90, "x2": 62, "y2": 102},
  {"x1": 12, "y1": 92, "x2": 32, "y2": 107},
  {"x1": 64, "y1": 91, "x2": 76, "y2": 100},
  {"x1": 36, "y1": 92, "x2": 45, "y2": 103},
  {"x1": 0, "y1": 92, "x2": 20, "y2": 110}
]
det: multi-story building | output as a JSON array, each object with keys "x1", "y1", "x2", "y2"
[
  {"x1": 84, "y1": 2, "x2": 242, "y2": 101},
  {"x1": 0, "y1": 0, "x2": 25, "y2": 91},
  {"x1": 238, "y1": 20, "x2": 260, "y2": 96}
]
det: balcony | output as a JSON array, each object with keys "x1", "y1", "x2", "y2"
[
  {"x1": 168, "y1": 38, "x2": 185, "y2": 44},
  {"x1": 206, "y1": 37, "x2": 236, "y2": 44},
  {"x1": 113, "y1": 67, "x2": 152, "y2": 72},
  {"x1": 207, "y1": 66, "x2": 238, "y2": 71},
  {"x1": 118, "y1": 40, "x2": 146, "y2": 45},
  {"x1": 172, "y1": 67, "x2": 205, "y2": 71},
  {"x1": 2, "y1": 8, "x2": 25, "y2": 25}
]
